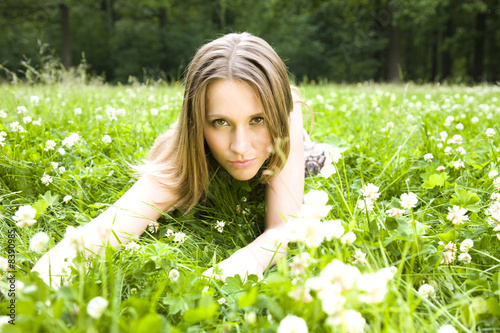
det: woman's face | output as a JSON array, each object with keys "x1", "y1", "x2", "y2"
[{"x1": 204, "y1": 80, "x2": 272, "y2": 181}]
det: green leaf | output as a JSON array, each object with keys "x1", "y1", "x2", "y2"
[
  {"x1": 487, "y1": 297, "x2": 500, "y2": 317},
  {"x1": 182, "y1": 295, "x2": 218, "y2": 324},
  {"x1": 221, "y1": 275, "x2": 244, "y2": 294},
  {"x1": 33, "y1": 200, "x2": 49, "y2": 218},
  {"x1": 450, "y1": 188, "x2": 481, "y2": 211},
  {"x1": 39, "y1": 190, "x2": 59, "y2": 206},
  {"x1": 131, "y1": 313, "x2": 162, "y2": 333},
  {"x1": 238, "y1": 287, "x2": 258, "y2": 308},
  {"x1": 422, "y1": 173, "x2": 448, "y2": 189},
  {"x1": 438, "y1": 228, "x2": 456, "y2": 243},
  {"x1": 163, "y1": 294, "x2": 198, "y2": 315}
]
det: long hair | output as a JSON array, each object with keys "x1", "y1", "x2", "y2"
[{"x1": 137, "y1": 32, "x2": 293, "y2": 213}]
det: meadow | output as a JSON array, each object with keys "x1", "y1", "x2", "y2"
[{"x1": 0, "y1": 80, "x2": 499, "y2": 333}]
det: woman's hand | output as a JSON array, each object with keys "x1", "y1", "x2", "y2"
[{"x1": 202, "y1": 246, "x2": 264, "y2": 281}]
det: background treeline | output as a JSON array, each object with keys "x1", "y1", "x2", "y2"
[{"x1": 0, "y1": 0, "x2": 498, "y2": 84}]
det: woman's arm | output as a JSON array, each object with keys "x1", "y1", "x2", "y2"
[
  {"x1": 32, "y1": 175, "x2": 176, "y2": 288},
  {"x1": 204, "y1": 88, "x2": 305, "y2": 279}
]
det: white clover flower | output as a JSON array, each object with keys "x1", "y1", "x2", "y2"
[
  {"x1": 173, "y1": 232, "x2": 186, "y2": 243},
  {"x1": 17, "y1": 105, "x2": 27, "y2": 114},
  {"x1": 10, "y1": 121, "x2": 20, "y2": 132},
  {"x1": 486, "y1": 128, "x2": 496, "y2": 137},
  {"x1": 418, "y1": 284, "x2": 435, "y2": 298},
  {"x1": 320, "y1": 164, "x2": 336, "y2": 178},
  {"x1": 125, "y1": 241, "x2": 140, "y2": 253},
  {"x1": 491, "y1": 193, "x2": 500, "y2": 202},
  {"x1": 455, "y1": 123, "x2": 464, "y2": 130},
  {"x1": 23, "y1": 116, "x2": 32, "y2": 124},
  {"x1": 63, "y1": 195, "x2": 72, "y2": 203},
  {"x1": 440, "y1": 131, "x2": 448, "y2": 142},
  {"x1": 386, "y1": 121, "x2": 394, "y2": 129},
  {"x1": 106, "y1": 106, "x2": 117, "y2": 120},
  {"x1": 453, "y1": 160, "x2": 465, "y2": 169},
  {"x1": 438, "y1": 325, "x2": 458, "y2": 333},
  {"x1": 44, "y1": 140, "x2": 56, "y2": 151},
  {"x1": 166, "y1": 229, "x2": 174, "y2": 238},
  {"x1": 361, "y1": 183, "x2": 380, "y2": 201},
  {"x1": 74, "y1": 108, "x2": 82, "y2": 115},
  {"x1": 357, "y1": 198, "x2": 374, "y2": 212},
  {"x1": 62, "y1": 133, "x2": 80, "y2": 148},
  {"x1": 300, "y1": 190, "x2": 332, "y2": 219},
  {"x1": 87, "y1": 296, "x2": 108, "y2": 319},
  {"x1": 0, "y1": 110, "x2": 7, "y2": 118},
  {"x1": 321, "y1": 293, "x2": 345, "y2": 316},
  {"x1": 452, "y1": 134, "x2": 463, "y2": 145},
  {"x1": 447, "y1": 206, "x2": 468, "y2": 225},
  {"x1": 41, "y1": 174, "x2": 53, "y2": 186},
  {"x1": 148, "y1": 221, "x2": 159, "y2": 233},
  {"x1": 356, "y1": 272, "x2": 388, "y2": 303},
  {"x1": 334, "y1": 310, "x2": 366, "y2": 333},
  {"x1": 436, "y1": 166, "x2": 446, "y2": 172},
  {"x1": 58, "y1": 148, "x2": 66, "y2": 155},
  {"x1": 0, "y1": 257, "x2": 9, "y2": 271},
  {"x1": 378, "y1": 266, "x2": 397, "y2": 281},
  {"x1": 116, "y1": 108, "x2": 126, "y2": 117},
  {"x1": 290, "y1": 253, "x2": 310, "y2": 276},
  {"x1": 12, "y1": 205, "x2": 37, "y2": 227},
  {"x1": 494, "y1": 177, "x2": 500, "y2": 191},
  {"x1": 32, "y1": 117, "x2": 42, "y2": 126},
  {"x1": 277, "y1": 315, "x2": 308, "y2": 333},
  {"x1": 341, "y1": 231, "x2": 356, "y2": 246},
  {"x1": 423, "y1": 153, "x2": 433, "y2": 162},
  {"x1": 215, "y1": 220, "x2": 225, "y2": 233},
  {"x1": 456, "y1": 147, "x2": 466, "y2": 155},
  {"x1": 325, "y1": 147, "x2": 343, "y2": 164},
  {"x1": 101, "y1": 135, "x2": 112, "y2": 144},
  {"x1": 460, "y1": 239, "x2": 474, "y2": 253},
  {"x1": 471, "y1": 116, "x2": 479, "y2": 124},
  {"x1": 444, "y1": 146, "x2": 452, "y2": 155},
  {"x1": 489, "y1": 170, "x2": 499, "y2": 179},
  {"x1": 150, "y1": 108, "x2": 159, "y2": 116},
  {"x1": 458, "y1": 252, "x2": 472, "y2": 264},
  {"x1": 169, "y1": 269, "x2": 180, "y2": 282},
  {"x1": 96, "y1": 115, "x2": 103, "y2": 121},
  {"x1": 437, "y1": 143, "x2": 443, "y2": 148},
  {"x1": 352, "y1": 248, "x2": 367, "y2": 265},
  {"x1": 440, "y1": 242, "x2": 457, "y2": 265},
  {"x1": 386, "y1": 207, "x2": 404, "y2": 218},
  {"x1": 302, "y1": 218, "x2": 326, "y2": 248},
  {"x1": 323, "y1": 220, "x2": 345, "y2": 241},
  {"x1": 400, "y1": 192, "x2": 418, "y2": 209},
  {"x1": 29, "y1": 232, "x2": 50, "y2": 253},
  {"x1": 30, "y1": 95, "x2": 40, "y2": 103},
  {"x1": 217, "y1": 297, "x2": 226, "y2": 305}
]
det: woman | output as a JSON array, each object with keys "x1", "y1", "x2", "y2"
[{"x1": 32, "y1": 32, "x2": 306, "y2": 288}]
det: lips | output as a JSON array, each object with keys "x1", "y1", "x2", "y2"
[{"x1": 228, "y1": 158, "x2": 255, "y2": 169}]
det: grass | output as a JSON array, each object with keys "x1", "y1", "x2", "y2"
[{"x1": 0, "y1": 80, "x2": 500, "y2": 332}]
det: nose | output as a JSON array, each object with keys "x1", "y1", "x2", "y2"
[{"x1": 230, "y1": 127, "x2": 251, "y2": 155}]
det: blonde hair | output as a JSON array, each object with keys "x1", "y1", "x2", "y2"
[{"x1": 139, "y1": 32, "x2": 293, "y2": 213}]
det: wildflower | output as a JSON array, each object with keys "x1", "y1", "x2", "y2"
[
  {"x1": 491, "y1": 193, "x2": 500, "y2": 202},
  {"x1": 169, "y1": 269, "x2": 180, "y2": 282},
  {"x1": 10, "y1": 121, "x2": 21, "y2": 131},
  {"x1": 32, "y1": 117, "x2": 42, "y2": 126},
  {"x1": 447, "y1": 206, "x2": 468, "y2": 225},
  {"x1": 302, "y1": 218, "x2": 325, "y2": 248},
  {"x1": 400, "y1": 192, "x2": 418, "y2": 209},
  {"x1": 453, "y1": 160, "x2": 465, "y2": 169},
  {"x1": 106, "y1": 106, "x2": 117, "y2": 120},
  {"x1": 361, "y1": 183, "x2": 380, "y2": 201},
  {"x1": 150, "y1": 108, "x2": 159, "y2": 116},
  {"x1": 96, "y1": 115, "x2": 103, "y2": 121},
  {"x1": 423, "y1": 153, "x2": 433, "y2": 162},
  {"x1": 444, "y1": 116, "x2": 454, "y2": 126},
  {"x1": 386, "y1": 121, "x2": 394, "y2": 129},
  {"x1": 455, "y1": 123, "x2": 464, "y2": 130},
  {"x1": 378, "y1": 266, "x2": 397, "y2": 281},
  {"x1": 217, "y1": 297, "x2": 226, "y2": 305},
  {"x1": 321, "y1": 293, "x2": 346, "y2": 316},
  {"x1": 290, "y1": 253, "x2": 310, "y2": 276},
  {"x1": 0, "y1": 110, "x2": 7, "y2": 118},
  {"x1": 441, "y1": 242, "x2": 457, "y2": 265},
  {"x1": 44, "y1": 140, "x2": 56, "y2": 151},
  {"x1": 458, "y1": 253, "x2": 472, "y2": 264},
  {"x1": 357, "y1": 198, "x2": 374, "y2": 212},
  {"x1": 147, "y1": 221, "x2": 159, "y2": 233},
  {"x1": 325, "y1": 147, "x2": 343, "y2": 164},
  {"x1": 352, "y1": 248, "x2": 367, "y2": 265},
  {"x1": 356, "y1": 272, "x2": 388, "y2": 303},
  {"x1": 486, "y1": 128, "x2": 496, "y2": 137},
  {"x1": 471, "y1": 116, "x2": 479, "y2": 123},
  {"x1": 62, "y1": 133, "x2": 80, "y2": 148},
  {"x1": 74, "y1": 108, "x2": 82, "y2": 115},
  {"x1": 30, "y1": 95, "x2": 40, "y2": 103},
  {"x1": 332, "y1": 310, "x2": 366, "y2": 333},
  {"x1": 215, "y1": 220, "x2": 225, "y2": 233},
  {"x1": 17, "y1": 105, "x2": 27, "y2": 114},
  {"x1": 102, "y1": 135, "x2": 112, "y2": 144},
  {"x1": 451, "y1": 134, "x2": 463, "y2": 145},
  {"x1": 456, "y1": 147, "x2": 466, "y2": 155},
  {"x1": 166, "y1": 229, "x2": 174, "y2": 238},
  {"x1": 0, "y1": 257, "x2": 8, "y2": 271},
  {"x1": 288, "y1": 287, "x2": 313, "y2": 303},
  {"x1": 438, "y1": 325, "x2": 458, "y2": 333},
  {"x1": 439, "y1": 131, "x2": 448, "y2": 142},
  {"x1": 12, "y1": 205, "x2": 37, "y2": 227},
  {"x1": 436, "y1": 166, "x2": 446, "y2": 172},
  {"x1": 494, "y1": 177, "x2": 500, "y2": 191},
  {"x1": 245, "y1": 311, "x2": 257, "y2": 325},
  {"x1": 323, "y1": 220, "x2": 345, "y2": 240},
  {"x1": 63, "y1": 195, "x2": 72, "y2": 203},
  {"x1": 444, "y1": 147, "x2": 452, "y2": 155},
  {"x1": 29, "y1": 232, "x2": 50, "y2": 253},
  {"x1": 460, "y1": 239, "x2": 474, "y2": 252},
  {"x1": 124, "y1": 241, "x2": 140, "y2": 253},
  {"x1": 320, "y1": 164, "x2": 336, "y2": 178},
  {"x1": 87, "y1": 296, "x2": 108, "y2": 319},
  {"x1": 116, "y1": 108, "x2": 126, "y2": 117},
  {"x1": 418, "y1": 284, "x2": 435, "y2": 298},
  {"x1": 341, "y1": 231, "x2": 356, "y2": 245},
  {"x1": 173, "y1": 232, "x2": 186, "y2": 243},
  {"x1": 41, "y1": 174, "x2": 53, "y2": 186},
  {"x1": 489, "y1": 170, "x2": 499, "y2": 179},
  {"x1": 23, "y1": 116, "x2": 32, "y2": 124},
  {"x1": 277, "y1": 315, "x2": 308, "y2": 333},
  {"x1": 300, "y1": 190, "x2": 332, "y2": 219},
  {"x1": 386, "y1": 208, "x2": 404, "y2": 217},
  {"x1": 58, "y1": 148, "x2": 66, "y2": 155}
]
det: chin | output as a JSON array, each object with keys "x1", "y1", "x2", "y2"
[{"x1": 228, "y1": 169, "x2": 259, "y2": 181}]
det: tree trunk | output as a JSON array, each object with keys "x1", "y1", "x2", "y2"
[
  {"x1": 159, "y1": 7, "x2": 167, "y2": 28},
  {"x1": 60, "y1": 3, "x2": 71, "y2": 70},
  {"x1": 472, "y1": 10, "x2": 486, "y2": 82},
  {"x1": 431, "y1": 31, "x2": 438, "y2": 81},
  {"x1": 387, "y1": 24, "x2": 401, "y2": 83},
  {"x1": 441, "y1": 18, "x2": 453, "y2": 81}
]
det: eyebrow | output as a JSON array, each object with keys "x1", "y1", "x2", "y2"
[{"x1": 206, "y1": 113, "x2": 265, "y2": 119}]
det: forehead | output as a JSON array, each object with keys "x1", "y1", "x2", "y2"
[{"x1": 205, "y1": 79, "x2": 263, "y2": 116}]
